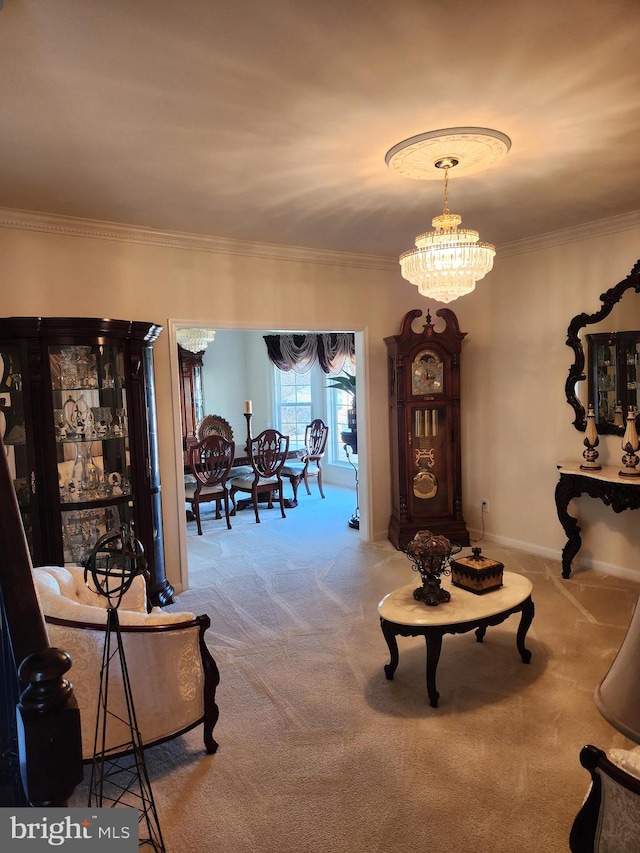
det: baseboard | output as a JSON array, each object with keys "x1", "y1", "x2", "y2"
[
  {"x1": 346, "y1": 521, "x2": 637, "y2": 581},
  {"x1": 467, "y1": 528, "x2": 640, "y2": 582}
]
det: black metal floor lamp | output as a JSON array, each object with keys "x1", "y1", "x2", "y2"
[{"x1": 86, "y1": 523, "x2": 166, "y2": 852}]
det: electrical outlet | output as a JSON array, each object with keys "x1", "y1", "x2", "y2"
[{"x1": 481, "y1": 499, "x2": 489, "y2": 514}]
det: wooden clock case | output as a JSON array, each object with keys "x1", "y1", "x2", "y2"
[{"x1": 385, "y1": 308, "x2": 469, "y2": 550}]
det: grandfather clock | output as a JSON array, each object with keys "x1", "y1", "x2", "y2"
[{"x1": 385, "y1": 308, "x2": 469, "y2": 550}]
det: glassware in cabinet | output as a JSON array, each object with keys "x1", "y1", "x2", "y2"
[{"x1": 50, "y1": 343, "x2": 131, "y2": 512}]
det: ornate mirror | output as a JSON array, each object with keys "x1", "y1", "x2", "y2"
[{"x1": 565, "y1": 259, "x2": 640, "y2": 435}]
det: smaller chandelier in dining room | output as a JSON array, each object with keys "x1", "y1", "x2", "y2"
[
  {"x1": 176, "y1": 328, "x2": 217, "y2": 354},
  {"x1": 386, "y1": 127, "x2": 511, "y2": 304}
]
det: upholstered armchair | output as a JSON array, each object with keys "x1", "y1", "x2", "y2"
[
  {"x1": 570, "y1": 744, "x2": 640, "y2": 852},
  {"x1": 32, "y1": 565, "x2": 219, "y2": 761}
]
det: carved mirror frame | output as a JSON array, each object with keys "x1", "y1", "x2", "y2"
[{"x1": 565, "y1": 258, "x2": 640, "y2": 434}]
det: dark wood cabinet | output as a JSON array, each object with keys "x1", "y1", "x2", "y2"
[
  {"x1": 385, "y1": 308, "x2": 469, "y2": 550},
  {"x1": 0, "y1": 318, "x2": 174, "y2": 606},
  {"x1": 178, "y1": 344, "x2": 204, "y2": 467}
]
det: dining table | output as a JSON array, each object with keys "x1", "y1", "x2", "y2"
[{"x1": 185, "y1": 444, "x2": 304, "y2": 511}]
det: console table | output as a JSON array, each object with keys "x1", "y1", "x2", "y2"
[{"x1": 555, "y1": 462, "x2": 640, "y2": 578}]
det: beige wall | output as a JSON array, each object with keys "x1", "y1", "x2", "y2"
[
  {"x1": 1, "y1": 217, "x2": 639, "y2": 587},
  {"x1": 0, "y1": 224, "x2": 415, "y2": 591},
  {"x1": 455, "y1": 227, "x2": 640, "y2": 577},
  {"x1": 201, "y1": 330, "x2": 273, "y2": 439}
]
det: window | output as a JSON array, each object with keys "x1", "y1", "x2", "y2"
[
  {"x1": 273, "y1": 363, "x2": 356, "y2": 471},
  {"x1": 274, "y1": 369, "x2": 312, "y2": 449}
]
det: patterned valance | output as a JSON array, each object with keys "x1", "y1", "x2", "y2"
[{"x1": 263, "y1": 333, "x2": 355, "y2": 375}]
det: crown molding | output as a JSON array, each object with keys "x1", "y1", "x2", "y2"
[
  {"x1": 498, "y1": 209, "x2": 640, "y2": 257},
  {"x1": 1, "y1": 205, "x2": 639, "y2": 268},
  {"x1": 0, "y1": 207, "x2": 397, "y2": 272}
]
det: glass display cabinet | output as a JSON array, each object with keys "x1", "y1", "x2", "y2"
[
  {"x1": 588, "y1": 331, "x2": 639, "y2": 430},
  {"x1": 0, "y1": 318, "x2": 173, "y2": 606},
  {"x1": 385, "y1": 308, "x2": 469, "y2": 550}
]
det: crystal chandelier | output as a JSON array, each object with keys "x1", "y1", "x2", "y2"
[
  {"x1": 176, "y1": 328, "x2": 216, "y2": 353},
  {"x1": 386, "y1": 127, "x2": 510, "y2": 304},
  {"x1": 399, "y1": 158, "x2": 495, "y2": 303}
]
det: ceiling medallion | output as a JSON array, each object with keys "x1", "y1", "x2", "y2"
[{"x1": 386, "y1": 127, "x2": 511, "y2": 304}]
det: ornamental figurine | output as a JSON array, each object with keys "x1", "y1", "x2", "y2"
[{"x1": 405, "y1": 529, "x2": 459, "y2": 606}]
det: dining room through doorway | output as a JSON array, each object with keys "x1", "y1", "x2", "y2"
[{"x1": 171, "y1": 323, "x2": 368, "y2": 594}]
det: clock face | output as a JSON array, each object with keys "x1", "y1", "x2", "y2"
[{"x1": 412, "y1": 349, "x2": 444, "y2": 395}]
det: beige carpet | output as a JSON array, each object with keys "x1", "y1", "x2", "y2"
[{"x1": 72, "y1": 485, "x2": 640, "y2": 852}]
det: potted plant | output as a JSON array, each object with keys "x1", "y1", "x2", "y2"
[{"x1": 326, "y1": 371, "x2": 357, "y2": 453}]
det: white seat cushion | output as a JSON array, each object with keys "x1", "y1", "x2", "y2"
[
  {"x1": 229, "y1": 475, "x2": 279, "y2": 490},
  {"x1": 185, "y1": 482, "x2": 225, "y2": 499},
  {"x1": 281, "y1": 462, "x2": 306, "y2": 476},
  {"x1": 228, "y1": 465, "x2": 252, "y2": 477}
]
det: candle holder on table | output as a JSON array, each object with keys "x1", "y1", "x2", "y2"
[
  {"x1": 244, "y1": 411, "x2": 253, "y2": 457},
  {"x1": 580, "y1": 404, "x2": 602, "y2": 471},
  {"x1": 620, "y1": 406, "x2": 640, "y2": 477}
]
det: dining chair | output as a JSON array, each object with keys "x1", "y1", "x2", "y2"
[
  {"x1": 185, "y1": 434, "x2": 235, "y2": 534},
  {"x1": 281, "y1": 418, "x2": 329, "y2": 504},
  {"x1": 229, "y1": 429, "x2": 290, "y2": 523}
]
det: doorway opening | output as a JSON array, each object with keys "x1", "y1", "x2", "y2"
[{"x1": 168, "y1": 321, "x2": 370, "y2": 593}]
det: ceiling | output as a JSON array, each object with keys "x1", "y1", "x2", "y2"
[{"x1": 1, "y1": 0, "x2": 640, "y2": 258}]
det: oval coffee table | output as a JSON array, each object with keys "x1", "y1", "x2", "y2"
[{"x1": 378, "y1": 571, "x2": 534, "y2": 707}]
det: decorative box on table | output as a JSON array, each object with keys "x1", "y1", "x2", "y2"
[{"x1": 450, "y1": 547, "x2": 503, "y2": 595}]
